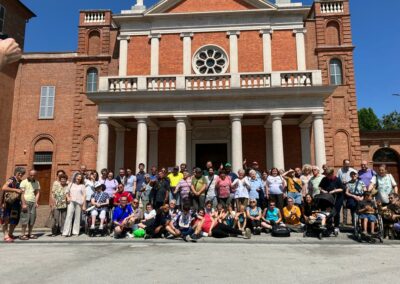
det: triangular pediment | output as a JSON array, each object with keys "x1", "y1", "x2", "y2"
[{"x1": 146, "y1": 0, "x2": 277, "y2": 14}]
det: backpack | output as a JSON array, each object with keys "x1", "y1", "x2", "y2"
[{"x1": 271, "y1": 225, "x2": 291, "y2": 238}]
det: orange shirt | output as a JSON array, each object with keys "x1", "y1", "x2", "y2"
[{"x1": 283, "y1": 205, "x2": 302, "y2": 225}]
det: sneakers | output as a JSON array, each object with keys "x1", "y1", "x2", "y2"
[
  {"x1": 90, "y1": 225, "x2": 95, "y2": 230},
  {"x1": 99, "y1": 225, "x2": 104, "y2": 230},
  {"x1": 244, "y1": 228, "x2": 252, "y2": 239},
  {"x1": 126, "y1": 232, "x2": 134, "y2": 239}
]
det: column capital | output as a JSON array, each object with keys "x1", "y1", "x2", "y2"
[
  {"x1": 270, "y1": 112, "x2": 285, "y2": 120},
  {"x1": 312, "y1": 112, "x2": 325, "y2": 120},
  {"x1": 230, "y1": 114, "x2": 243, "y2": 122},
  {"x1": 117, "y1": 35, "x2": 131, "y2": 41},
  {"x1": 98, "y1": 118, "x2": 109, "y2": 125},
  {"x1": 148, "y1": 33, "x2": 161, "y2": 39},
  {"x1": 135, "y1": 115, "x2": 148, "y2": 123},
  {"x1": 260, "y1": 28, "x2": 273, "y2": 35},
  {"x1": 174, "y1": 115, "x2": 188, "y2": 121},
  {"x1": 180, "y1": 32, "x2": 194, "y2": 38},
  {"x1": 227, "y1": 30, "x2": 241, "y2": 37},
  {"x1": 299, "y1": 123, "x2": 312, "y2": 129},
  {"x1": 115, "y1": 127, "x2": 126, "y2": 133},
  {"x1": 293, "y1": 28, "x2": 307, "y2": 35}
]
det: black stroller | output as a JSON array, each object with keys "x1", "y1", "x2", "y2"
[{"x1": 303, "y1": 193, "x2": 338, "y2": 240}]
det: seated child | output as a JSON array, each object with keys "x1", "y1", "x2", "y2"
[
  {"x1": 358, "y1": 192, "x2": 377, "y2": 235},
  {"x1": 234, "y1": 205, "x2": 247, "y2": 232},
  {"x1": 308, "y1": 207, "x2": 332, "y2": 230},
  {"x1": 224, "y1": 204, "x2": 236, "y2": 228}
]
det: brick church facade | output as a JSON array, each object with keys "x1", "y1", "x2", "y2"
[{"x1": 3, "y1": 0, "x2": 368, "y2": 204}]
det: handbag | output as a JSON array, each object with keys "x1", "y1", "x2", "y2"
[{"x1": 45, "y1": 209, "x2": 56, "y2": 228}]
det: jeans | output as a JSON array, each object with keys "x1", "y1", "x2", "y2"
[
  {"x1": 180, "y1": 227, "x2": 194, "y2": 237},
  {"x1": 269, "y1": 194, "x2": 284, "y2": 210},
  {"x1": 192, "y1": 195, "x2": 205, "y2": 211},
  {"x1": 169, "y1": 191, "x2": 181, "y2": 206},
  {"x1": 334, "y1": 196, "x2": 344, "y2": 228},
  {"x1": 288, "y1": 192, "x2": 302, "y2": 205},
  {"x1": 62, "y1": 201, "x2": 82, "y2": 236}
]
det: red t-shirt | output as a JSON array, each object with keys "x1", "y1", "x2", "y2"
[
  {"x1": 114, "y1": 191, "x2": 133, "y2": 204},
  {"x1": 201, "y1": 214, "x2": 213, "y2": 233}
]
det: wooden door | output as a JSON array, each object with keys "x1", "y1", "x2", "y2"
[{"x1": 34, "y1": 165, "x2": 52, "y2": 205}]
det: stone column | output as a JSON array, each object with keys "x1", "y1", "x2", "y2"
[
  {"x1": 265, "y1": 122, "x2": 273, "y2": 170},
  {"x1": 118, "y1": 36, "x2": 130, "y2": 76},
  {"x1": 96, "y1": 118, "x2": 109, "y2": 173},
  {"x1": 300, "y1": 124, "x2": 312, "y2": 165},
  {"x1": 260, "y1": 29, "x2": 273, "y2": 73},
  {"x1": 135, "y1": 116, "x2": 148, "y2": 171},
  {"x1": 313, "y1": 113, "x2": 327, "y2": 168},
  {"x1": 181, "y1": 32, "x2": 193, "y2": 75},
  {"x1": 294, "y1": 28, "x2": 307, "y2": 71},
  {"x1": 148, "y1": 127, "x2": 159, "y2": 169},
  {"x1": 271, "y1": 113, "x2": 285, "y2": 170},
  {"x1": 149, "y1": 33, "x2": 161, "y2": 76},
  {"x1": 186, "y1": 126, "x2": 192, "y2": 169},
  {"x1": 227, "y1": 31, "x2": 240, "y2": 73},
  {"x1": 114, "y1": 128, "x2": 125, "y2": 172},
  {"x1": 175, "y1": 116, "x2": 187, "y2": 166},
  {"x1": 230, "y1": 114, "x2": 243, "y2": 173}
]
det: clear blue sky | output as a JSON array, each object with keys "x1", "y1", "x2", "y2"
[{"x1": 22, "y1": 0, "x2": 400, "y2": 117}]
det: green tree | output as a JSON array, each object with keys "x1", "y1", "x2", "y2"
[
  {"x1": 358, "y1": 108, "x2": 381, "y2": 130},
  {"x1": 381, "y1": 111, "x2": 400, "y2": 130}
]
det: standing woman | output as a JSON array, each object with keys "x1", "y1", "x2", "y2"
[
  {"x1": 104, "y1": 171, "x2": 118, "y2": 207},
  {"x1": 175, "y1": 171, "x2": 192, "y2": 209},
  {"x1": 215, "y1": 170, "x2": 232, "y2": 207},
  {"x1": 50, "y1": 174, "x2": 69, "y2": 236},
  {"x1": 300, "y1": 164, "x2": 313, "y2": 198},
  {"x1": 232, "y1": 169, "x2": 250, "y2": 210},
  {"x1": 247, "y1": 170, "x2": 265, "y2": 209},
  {"x1": 62, "y1": 173, "x2": 86, "y2": 237},
  {"x1": 85, "y1": 171, "x2": 98, "y2": 209},
  {"x1": 266, "y1": 168, "x2": 286, "y2": 210}
]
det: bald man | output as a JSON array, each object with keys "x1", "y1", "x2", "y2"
[
  {"x1": 358, "y1": 161, "x2": 376, "y2": 188},
  {"x1": 0, "y1": 38, "x2": 22, "y2": 70},
  {"x1": 19, "y1": 170, "x2": 41, "y2": 240}
]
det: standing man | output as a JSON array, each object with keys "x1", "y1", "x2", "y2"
[
  {"x1": 136, "y1": 163, "x2": 146, "y2": 199},
  {"x1": 203, "y1": 161, "x2": 214, "y2": 176},
  {"x1": 149, "y1": 166, "x2": 158, "y2": 182},
  {"x1": 1, "y1": 167, "x2": 26, "y2": 243},
  {"x1": 337, "y1": 159, "x2": 356, "y2": 225},
  {"x1": 125, "y1": 168, "x2": 137, "y2": 198},
  {"x1": 180, "y1": 163, "x2": 187, "y2": 174},
  {"x1": 115, "y1": 168, "x2": 126, "y2": 185},
  {"x1": 224, "y1": 163, "x2": 238, "y2": 182},
  {"x1": 191, "y1": 168, "x2": 207, "y2": 210},
  {"x1": 358, "y1": 161, "x2": 376, "y2": 189},
  {"x1": 19, "y1": 170, "x2": 40, "y2": 240},
  {"x1": 151, "y1": 171, "x2": 170, "y2": 209}
]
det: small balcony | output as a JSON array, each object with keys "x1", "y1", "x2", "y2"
[{"x1": 97, "y1": 70, "x2": 323, "y2": 93}]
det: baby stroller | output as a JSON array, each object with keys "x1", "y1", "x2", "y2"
[
  {"x1": 303, "y1": 193, "x2": 338, "y2": 240},
  {"x1": 353, "y1": 209, "x2": 384, "y2": 244}
]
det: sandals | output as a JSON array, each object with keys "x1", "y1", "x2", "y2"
[
  {"x1": 19, "y1": 235, "x2": 29, "y2": 241},
  {"x1": 3, "y1": 236, "x2": 14, "y2": 243}
]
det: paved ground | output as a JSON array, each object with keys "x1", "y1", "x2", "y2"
[{"x1": 1, "y1": 230, "x2": 400, "y2": 284}]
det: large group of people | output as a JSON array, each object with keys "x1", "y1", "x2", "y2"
[{"x1": 1, "y1": 159, "x2": 399, "y2": 243}]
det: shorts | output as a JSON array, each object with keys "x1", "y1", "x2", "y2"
[
  {"x1": 288, "y1": 192, "x2": 302, "y2": 205},
  {"x1": 1, "y1": 201, "x2": 22, "y2": 225},
  {"x1": 359, "y1": 214, "x2": 377, "y2": 223},
  {"x1": 20, "y1": 201, "x2": 37, "y2": 226},
  {"x1": 91, "y1": 209, "x2": 107, "y2": 219}
]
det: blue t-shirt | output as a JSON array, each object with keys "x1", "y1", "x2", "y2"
[
  {"x1": 113, "y1": 204, "x2": 133, "y2": 223},
  {"x1": 266, "y1": 207, "x2": 279, "y2": 222}
]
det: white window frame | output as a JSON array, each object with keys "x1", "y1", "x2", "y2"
[
  {"x1": 86, "y1": 68, "x2": 98, "y2": 93},
  {"x1": 329, "y1": 59, "x2": 343, "y2": 85},
  {"x1": 0, "y1": 5, "x2": 5, "y2": 34},
  {"x1": 39, "y1": 86, "x2": 55, "y2": 119}
]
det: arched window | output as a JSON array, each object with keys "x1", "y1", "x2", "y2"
[
  {"x1": 86, "y1": 68, "x2": 98, "y2": 92},
  {"x1": 0, "y1": 5, "x2": 5, "y2": 33},
  {"x1": 329, "y1": 59, "x2": 343, "y2": 85},
  {"x1": 326, "y1": 21, "x2": 341, "y2": 46},
  {"x1": 373, "y1": 148, "x2": 400, "y2": 164},
  {"x1": 88, "y1": 30, "x2": 101, "y2": 55}
]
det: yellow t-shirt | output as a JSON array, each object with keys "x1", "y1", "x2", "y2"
[
  {"x1": 287, "y1": 177, "x2": 302, "y2": 193},
  {"x1": 20, "y1": 179, "x2": 40, "y2": 203},
  {"x1": 283, "y1": 206, "x2": 301, "y2": 225},
  {"x1": 167, "y1": 173, "x2": 184, "y2": 187}
]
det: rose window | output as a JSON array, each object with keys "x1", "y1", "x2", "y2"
[{"x1": 193, "y1": 45, "x2": 229, "y2": 75}]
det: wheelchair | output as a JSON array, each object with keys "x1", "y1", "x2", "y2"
[
  {"x1": 84, "y1": 208, "x2": 113, "y2": 237},
  {"x1": 353, "y1": 212, "x2": 384, "y2": 244}
]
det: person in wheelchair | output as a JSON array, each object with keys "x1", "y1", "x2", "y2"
[
  {"x1": 89, "y1": 182, "x2": 110, "y2": 231},
  {"x1": 357, "y1": 192, "x2": 378, "y2": 236}
]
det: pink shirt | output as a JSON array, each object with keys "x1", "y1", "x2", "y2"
[
  {"x1": 215, "y1": 176, "x2": 232, "y2": 198},
  {"x1": 68, "y1": 183, "x2": 86, "y2": 205}
]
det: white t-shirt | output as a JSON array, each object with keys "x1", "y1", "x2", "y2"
[
  {"x1": 125, "y1": 175, "x2": 137, "y2": 193},
  {"x1": 84, "y1": 179, "x2": 95, "y2": 202},
  {"x1": 205, "y1": 175, "x2": 217, "y2": 199},
  {"x1": 144, "y1": 209, "x2": 156, "y2": 220},
  {"x1": 267, "y1": 175, "x2": 284, "y2": 195},
  {"x1": 371, "y1": 174, "x2": 397, "y2": 204},
  {"x1": 232, "y1": 178, "x2": 250, "y2": 199}
]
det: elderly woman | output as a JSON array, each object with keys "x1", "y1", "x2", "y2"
[
  {"x1": 62, "y1": 173, "x2": 86, "y2": 237},
  {"x1": 308, "y1": 166, "x2": 324, "y2": 198},
  {"x1": 104, "y1": 171, "x2": 118, "y2": 202},
  {"x1": 246, "y1": 198, "x2": 262, "y2": 234},
  {"x1": 90, "y1": 182, "x2": 110, "y2": 231},
  {"x1": 369, "y1": 165, "x2": 398, "y2": 206},
  {"x1": 300, "y1": 164, "x2": 312, "y2": 197},
  {"x1": 232, "y1": 169, "x2": 250, "y2": 209},
  {"x1": 247, "y1": 170, "x2": 265, "y2": 209},
  {"x1": 266, "y1": 168, "x2": 286, "y2": 210},
  {"x1": 346, "y1": 171, "x2": 366, "y2": 225},
  {"x1": 50, "y1": 173, "x2": 69, "y2": 236},
  {"x1": 215, "y1": 170, "x2": 232, "y2": 207},
  {"x1": 175, "y1": 171, "x2": 192, "y2": 209}
]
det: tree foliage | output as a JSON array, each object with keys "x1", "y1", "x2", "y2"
[
  {"x1": 358, "y1": 108, "x2": 381, "y2": 130},
  {"x1": 381, "y1": 111, "x2": 400, "y2": 130}
]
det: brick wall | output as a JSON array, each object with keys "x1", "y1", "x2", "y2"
[
  {"x1": 283, "y1": 125, "x2": 302, "y2": 169},
  {"x1": 271, "y1": 30, "x2": 298, "y2": 71},
  {"x1": 159, "y1": 34, "x2": 183, "y2": 75},
  {"x1": 158, "y1": 128, "x2": 176, "y2": 168},
  {"x1": 238, "y1": 31, "x2": 263, "y2": 73},
  {"x1": 242, "y1": 125, "x2": 266, "y2": 170},
  {"x1": 166, "y1": 0, "x2": 255, "y2": 13},
  {"x1": 127, "y1": 35, "x2": 151, "y2": 75}
]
